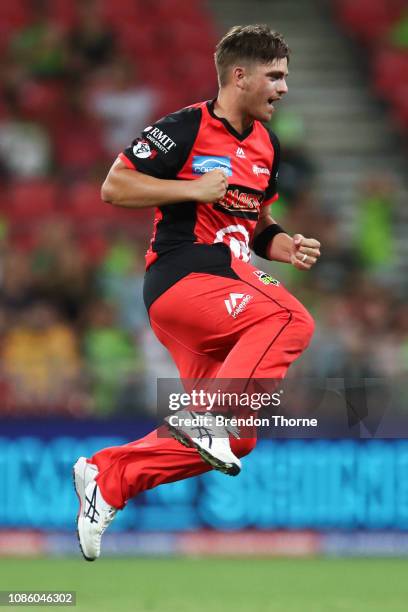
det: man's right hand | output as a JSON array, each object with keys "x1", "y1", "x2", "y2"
[{"x1": 190, "y1": 169, "x2": 228, "y2": 203}]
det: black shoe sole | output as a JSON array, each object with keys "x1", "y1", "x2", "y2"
[
  {"x1": 167, "y1": 425, "x2": 241, "y2": 476},
  {"x1": 72, "y1": 467, "x2": 95, "y2": 562}
]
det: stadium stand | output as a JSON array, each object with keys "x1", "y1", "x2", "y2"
[
  {"x1": 336, "y1": 0, "x2": 408, "y2": 134},
  {"x1": 0, "y1": 0, "x2": 406, "y2": 415}
]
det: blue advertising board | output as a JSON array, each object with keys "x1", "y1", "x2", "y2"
[{"x1": 1, "y1": 419, "x2": 408, "y2": 531}]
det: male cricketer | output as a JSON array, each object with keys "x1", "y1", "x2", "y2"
[{"x1": 73, "y1": 24, "x2": 321, "y2": 560}]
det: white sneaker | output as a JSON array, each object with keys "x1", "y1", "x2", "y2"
[
  {"x1": 73, "y1": 457, "x2": 98, "y2": 504},
  {"x1": 73, "y1": 457, "x2": 117, "y2": 561},
  {"x1": 165, "y1": 410, "x2": 241, "y2": 476}
]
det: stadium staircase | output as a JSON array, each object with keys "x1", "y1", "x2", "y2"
[{"x1": 209, "y1": 0, "x2": 408, "y2": 284}]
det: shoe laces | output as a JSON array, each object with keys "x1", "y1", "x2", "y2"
[
  {"x1": 98, "y1": 507, "x2": 117, "y2": 535},
  {"x1": 225, "y1": 422, "x2": 240, "y2": 439},
  {"x1": 189, "y1": 412, "x2": 240, "y2": 444}
]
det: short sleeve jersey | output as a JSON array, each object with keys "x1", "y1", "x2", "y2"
[{"x1": 120, "y1": 99, "x2": 280, "y2": 270}]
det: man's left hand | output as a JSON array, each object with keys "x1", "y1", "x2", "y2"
[{"x1": 290, "y1": 234, "x2": 321, "y2": 270}]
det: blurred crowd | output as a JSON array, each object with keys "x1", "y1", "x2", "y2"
[
  {"x1": 0, "y1": 0, "x2": 406, "y2": 418},
  {"x1": 336, "y1": 0, "x2": 408, "y2": 134},
  {"x1": 0, "y1": 0, "x2": 217, "y2": 184},
  {"x1": 266, "y1": 155, "x2": 407, "y2": 382},
  {"x1": 0, "y1": 0, "x2": 215, "y2": 416}
]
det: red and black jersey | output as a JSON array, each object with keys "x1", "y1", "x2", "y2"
[{"x1": 119, "y1": 99, "x2": 280, "y2": 309}]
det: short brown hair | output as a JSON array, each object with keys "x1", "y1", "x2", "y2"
[{"x1": 215, "y1": 24, "x2": 290, "y2": 86}]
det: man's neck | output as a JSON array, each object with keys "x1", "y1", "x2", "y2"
[{"x1": 213, "y1": 90, "x2": 252, "y2": 134}]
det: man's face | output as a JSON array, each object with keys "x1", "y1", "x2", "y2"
[{"x1": 241, "y1": 58, "x2": 289, "y2": 122}]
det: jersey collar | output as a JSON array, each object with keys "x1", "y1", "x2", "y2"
[{"x1": 207, "y1": 99, "x2": 254, "y2": 142}]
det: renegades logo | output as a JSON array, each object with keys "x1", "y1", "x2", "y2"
[{"x1": 214, "y1": 184, "x2": 264, "y2": 220}]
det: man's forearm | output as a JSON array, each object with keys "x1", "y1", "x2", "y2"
[
  {"x1": 101, "y1": 160, "x2": 197, "y2": 209},
  {"x1": 253, "y1": 211, "x2": 293, "y2": 262},
  {"x1": 266, "y1": 231, "x2": 293, "y2": 263}
]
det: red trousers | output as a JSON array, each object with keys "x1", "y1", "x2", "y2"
[{"x1": 90, "y1": 258, "x2": 314, "y2": 508}]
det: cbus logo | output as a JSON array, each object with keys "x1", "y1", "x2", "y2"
[{"x1": 192, "y1": 156, "x2": 232, "y2": 176}]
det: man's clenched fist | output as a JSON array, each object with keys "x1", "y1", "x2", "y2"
[
  {"x1": 290, "y1": 234, "x2": 321, "y2": 270},
  {"x1": 190, "y1": 169, "x2": 228, "y2": 203}
]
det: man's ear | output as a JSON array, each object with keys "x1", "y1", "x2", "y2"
[{"x1": 232, "y1": 66, "x2": 247, "y2": 90}]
